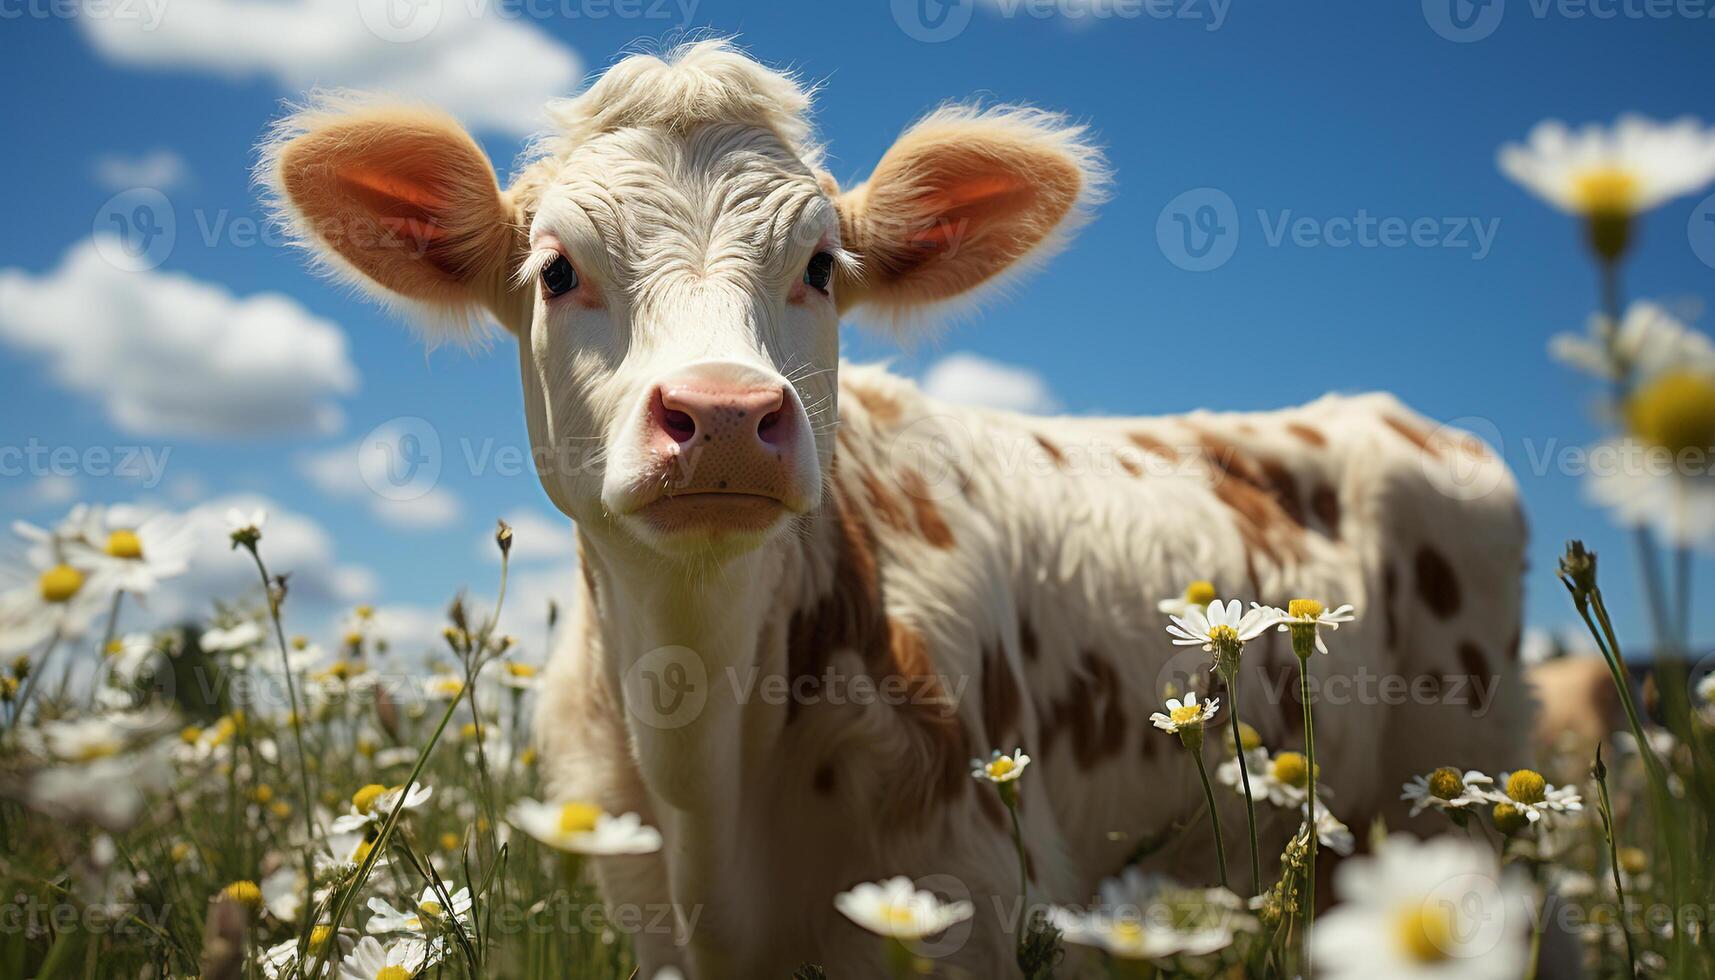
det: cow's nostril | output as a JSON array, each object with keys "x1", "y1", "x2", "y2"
[
  {"x1": 757, "y1": 407, "x2": 784, "y2": 444},
  {"x1": 662, "y1": 408, "x2": 697, "y2": 443}
]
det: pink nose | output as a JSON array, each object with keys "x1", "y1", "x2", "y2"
[{"x1": 646, "y1": 377, "x2": 800, "y2": 497}]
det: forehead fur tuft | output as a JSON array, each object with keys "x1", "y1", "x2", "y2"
[{"x1": 512, "y1": 38, "x2": 822, "y2": 213}]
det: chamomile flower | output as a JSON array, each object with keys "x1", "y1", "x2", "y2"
[
  {"x1": 1263, "y1": 598, "x2": 1356, "y2": 655},
  {"x1": 1588, "y1": 366, "x2": 1715, "y2": 547},
  {"x1": 38, "y1": 717, "x2": 128, "y2": 762},
  {"x1": 366, "y1": 886, "x2": 472, "y2": 936},
  {"x1": 200, "y1": 621, "x2": 264, "y2": 653},
  {"x1": 1402, "y1": 768, "x2": 1495, "y2": 818},
  {"x1": 496, "y1": 660, "x2": 542, "y2": 691},
  {"x1": 338, "y1": 934, "x2": 434, "y2": 980},
  {"x1": 260, "y1": 924, "x2": 354, "y2": 979},
  {"x1": 261, "y1": 866, "x2": 306, "y2": 923},
  {"x1": 0, "y1": 553, "x2": 113, "y2": 654},
  {"x1": 1166, "y1": 600, "x2": 1279, "y2": 656},
  {"x1": 1306, "y1": 800, "x2": 1355, "y2": 857},
  {"x1": 65, "y1": 506, "x2": 189, "y2": 595},
  {"x1": 1158, "y1": 579, "x2": 1218, "y2": 619},
  {"x1": 1149, "y1": 693, "x2": 1220, "y2": 734},
  {"x1": 423, "y1": 673, "x2": 466, "y2": 701},
  {"x1": 331, "y1": 783, "x2": 433, "y2": 833},
  {"x1": 1552, "y1": 302, "x2": 1715, "y2": 383},
  {"x1": 1222, "y1": 749, "x2": 1327, "y2": 809},
  {"x1": 1498, "y1": 115, "x2": 1715, "y2": 219},
  {"x1": 507, "y1": 799, "x2": 663, "y2": 855},
  {"x1": 834, "y1": 876, "x2": 974, "y2": 941},
  {"x1": 1312, "y1": 834, "x2": 1531, "y2": 979},
  {"x1": 1051, "y1": 868, "x2": 1248, "y2": 961},
  {"x1": 971, "y1": 748, "x2": 1030, "y2": 784},
  {"x1": 226, "y1": 507, "x2": 267, "y2": 537},
  {"x1": 1482, "y1": 770, "x2": 1583, "y2": 824}
]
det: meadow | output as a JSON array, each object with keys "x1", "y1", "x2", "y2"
[{"x1": 4, "y1": 115, "x2": 1715, "y2": 980}]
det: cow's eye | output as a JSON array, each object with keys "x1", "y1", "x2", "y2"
[
  {"x1": 803, "y1": 252, "x2": 834, "y2": 294},
  {"x1": 541, "y1": 254, "x2": 579, "y2": 297}
]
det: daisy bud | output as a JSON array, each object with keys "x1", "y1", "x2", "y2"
[
  {"x1": 1558, "y1": 541, "x2": 1598, "y2": 607},
  {"x1": 496, "y1": 519, "x2": 514, "y2": 558},
  {"x1": 1492, "y1": 803, "x2": 1529, "y2": 836},
  {"x1": 11, "y1": 655, "x2": 30, "y2": 680}
]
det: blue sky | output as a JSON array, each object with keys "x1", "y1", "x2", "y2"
[{"x1": 2, "y1": 0, "x2": 1713, "y2": 652}]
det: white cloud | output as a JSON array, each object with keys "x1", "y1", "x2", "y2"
[
  {"x1": 0, "y1": 239, "x2": 358, "y2": 438},
  {"x1": 482, "y1": 507, "x2": 576, "y2": 564},
  {"x1": 92, "y1": 149, "x2": 188, "y2": 191},
  {"x1": 123, "y1": 493, "x2": 375, "y2": 624},
  {"x1": 77, "y1": 0, "x2": 582, "y2": 137},
  {"x1": 919, "y1": 352, "x2": 1061, "y2": 415},
  {"x1": 297, "y1": 424, "x2": 464, "y2": 531},
  {"x1": 16, "y1": 475, "x2": 82, "y2": 509}
]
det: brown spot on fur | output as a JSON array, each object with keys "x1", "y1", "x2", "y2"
[
  {"x1": 1038, "y1": 652, "x2": 1127, "y2": 769},
  {"x1": 812, "y1": 764, "x2": 836, "y2": 795},
  {"x1": 1034, "y1": 434, "x2": 1067, "y2": 468},
  {"x1": 1256, "y1": 457, "x2": 1306, "y2": 526},
  {"x1": 1457, "y1": 641, "x2": 1493, "y2": 690},
  {"x1": 1019, "y1": 618, "x2": 1040, "y2": 663},
  {"x1": 1197, "y1": 430, "x2": 1307, "y2": 564},
  {"x1": 859, "y1": 470, "x2": 912, "y2": 533},
  {"x1": 1118, "y1": 452, "x2": 1143, "y2": 478},
  {"x1": 1414, "y1": 545, "x2": 1461, "y2": 619},
  {"x1": 1287, "y1": 422, "x2": 1327, "y2": 447},
  {"x1": 1382, "y1": 564, "x2": 1400, "y2": 650},
  {"x1": 897, "y1": 468, "x2": 955, "y2": 549},
  {"x1": 1311, "y1": 483, "x2": 1340, "y2": 538},
  {"x1": 1128, "y1": 432, "x2": 1177, "y2": 462},
  {"x1": 884, "y1": 622, "x2": 970, "y2": 802},
  {"x1": 848, "y1": 382, "x2": 902, "y2": 425},
  {"x1": 982, "y1": 645, "x2": 1023, "y2": 749},
  {"x1": 1385, "y1": 416, "x2": 1443, "y2": 459}
]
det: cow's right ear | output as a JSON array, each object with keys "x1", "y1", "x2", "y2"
[{"x1": 261, "y1": 98, "x2": 525, "y2": 337}]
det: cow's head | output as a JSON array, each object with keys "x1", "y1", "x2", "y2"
[{"x1": 265, "y1": 41, "x2": 1103, "y2": 560}]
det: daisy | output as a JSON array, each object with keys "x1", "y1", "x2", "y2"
[
  {"x1": 1305, "y1": 800, "x2": 1355, "y2": 857},
  {"x1": 260, "y1": 925, "x2": 354, "y2": 979},
  {"x1": 423, "y1": 673, "x2": 466, "y2": 701},
  {"x1": 0, "y1": 553, "x2": 114, "y2": 654},
  {"x1": 38, "y1": 717, "x2": 127, "y2": 762},
  {"x1": 226, "y1": 507, "x2": 267, "y2": 540},
  {"x1": 200, "y1": 621, "x2": 265, "y2": 653},
  {"x1": 834, "y1": 876, "x2": 974, "y2": 941},
  {"x1": 331, "y1": 783, "x2": 433, "y2": 833},
  {"x1": 1697, "y1": 672, "x2": 1714, "y2": 705},
  {"x1": 1498, "y1": 115, "x2": 1715, "y2": 219},
  {"x1": 1166, "y1": 599, "x2": 1279, "y2": 657},
  {"x1": 970, "y1": 748, "x2": 1030, "y2": 784},
  {"x1": 64, "y1": 506, "x2": 189, "y2": 596},
  {"x1": 338, "y1": 934, "x2": 435, "y2": 980},
  {"x1": 1481, "y1": 770, "x2": 1583, "y2": 824},
  {"x1": 1312, "y1": 834, "x2": 1531, "y2": 979},
  {"x1": 507, "y1": 799, "x2": 663, "y2": 855},
  {"x1": 1222, "y1": 749, "x2": 1327, "y2": 809},
  {"x1": 1552, "y1": 302, "x2": 1715, "y2": 384},
  {"x1": 322, "y1": 830, "x2": 389, "y2": 873},
  {"x1": 1051, "y1": 868, "x2": 1248, "y2": 961},
  {"x1": 1402, "y1": 768, "x2": 1495, "y2": 818},
  {"x1": 1587, "y1": 366, "x2": 1715, "y2": 548},
  {"x1": 1157, "y1": 579, "x2": 1217, "y2": 619},
  {"x1": 1262, "y1": 598, "x2": 1356, "y2": 656},
  {"x1": 496, "y1": 660, "x2": 542, "y2": 691},
  {"x1": 366, "y1": 886, "x2": 472, "y2": 936},
  {"x1": 1149, "y1": 692, "x2": 1219, "y2": 735},
  {"x1": 261, "y1": 866, "x2": 305, "y2": 923}
]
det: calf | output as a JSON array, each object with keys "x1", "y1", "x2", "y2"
[{"x1": 265, "y1": 40, "x2": 1531, "y2": 978}]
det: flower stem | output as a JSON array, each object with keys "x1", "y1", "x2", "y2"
[
  {"x1": 1223, "y1": 672, "x2": 1263, "y2": 894},
  {"x1": 1592, "y1": 748, "x2": 1640, "y2": 980},
  {"x1": 8, "y1": 629, "x2": 64, "y2": 731},
  {"x1": 1190, "y1": 748, "x2": 1228, "y2": 889},
  {"x1": 1006, "y1": 796, "x2": 1029, "y2": 943},
  {"x1": 1298, "y1": 658, "x2": 1317, "y2": 968},
  {"x1": 242, "y1": 549, "x2": 318, "y2": 874}
]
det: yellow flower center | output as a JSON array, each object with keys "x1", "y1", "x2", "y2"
[
  {"x1": 1506, "y1": 769, "x2": 1547, "y2": 806},
  {"x1": 352, "y1": 784, "x2": 387, "y2": 815},
  {"x1": 440, "y1": 832, "x2": 461, "y2": 852},
  {"x1": 520, "y1": 748, "x2": 538, "y2": 767},
  {"x1": 1207, "y1": 624, "x2": 1239, "y2": 646},
  {"x1": 1287, "y1": 598, "x2": 1324, "y2": 619},
  {"x1": 1625, "y1": 371, "x2": 1715, "y2": 457},
  {"x1": 1271, "y1": 751, "x2": 1313, "y2": 788},
  {"x1": 343, "y1": 631, "x2": 363, "y2": 649},
  {"x1": 356, "y1": 604, "x2": 374, "y2": 620},
  {"x1": 179, "y1": 725, "x2": 202, "y2": 745},
  {"x1": 170, "y1": 841, "x2": 192, "y2": 863},
  {"x1": 558, "y1": 802, "x2": 601, "y2": 835},
  {"x1": 307, "y1": 924, "x2": 332, "y2": 952},
  {"x1": 104, "y1": 529, "x2": 144, "y2": 560},
  {"x1": 418, "y1": 899, "x2": 443, "y2": 918},
  {"x1": 1234, "y1": 721, "x2": 1262, "y2": 752},
  {"x1": 1571, "y1": 166, "x2": 1639, "y2": 216},
  {"x1": 375, "y1": 967, "x2": 410, "y2": 980},
  {"x1": 1394, "y1": 901, "x2": 1456, "y2": 963},
  {"x1": 270, "y1": 800, "x2": 291, "y2": 819},
  {"x1": 1110, "y1": 918, "x2": 1145, "y2": 950},
  {"x1": 291, "y1": 635, "x2": 308, "y2": 650},
  {"x1": 38, "y1": 564, "x2": 85, "y2": 604},
  {"x1": 882, "y1": 903, "x2": 917, "y2": 928},
  {"x1": 986, "y1": 756, "x2": 1016, "y2": 779},
  {"x1": 220, "y1": 880, "x2": 263, "y2": 911},
  {"x1": 1183, "y1": 580, "x2": 1216, "y2": 607},
  {"x1": 1619, "y1": 846, "x2": 1648, "y2": 876},
  {"x1": 1170, "y1": 703, "x2": 1203, "y2": 726},
  {"x1": 1427, "y1": 767, "x2": 1465, "y2": 800},
  {"x1": 506, "y1": 662, "x2": 537, "y2": 679},
  {"x1": 0, "y1": 677, "x2": 16, "y2": 701},
  {"x1": 1493, "y1": 802, "x2": 1529, "y2": 835},
  {"x1": 253, "y1": 784, "x2": 273, "y2": 804}
]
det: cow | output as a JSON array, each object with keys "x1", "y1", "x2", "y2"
[{"x1": 263, "y1": 39, "x2": 1531, "y2": 978}]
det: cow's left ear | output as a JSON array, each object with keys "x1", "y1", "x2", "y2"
[
  {"x1": 261, "y1": 96, "x2": 526, "y2": 339},
  {"x1": 834, "y1": 104, "x2": 1107, "y2": 324}
]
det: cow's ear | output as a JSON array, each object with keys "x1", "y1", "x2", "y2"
[
  {"x1": 261, "y1": 97, "x2": 525, "y2": 338},
  {"x1": 834, "y1": 104, "x2": 1107, "y2": 326}
]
